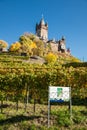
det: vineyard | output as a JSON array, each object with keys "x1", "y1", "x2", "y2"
[{"x1": 0, "y1": 53, "x2": 87, "y2": 130}]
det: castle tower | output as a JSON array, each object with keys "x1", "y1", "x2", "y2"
[
  {"x1": 36, "y1": 17, "x2": 48, "y2": 42},
  {"x1": 58, "y1": 36, "x2": 66, "y2": 53}
]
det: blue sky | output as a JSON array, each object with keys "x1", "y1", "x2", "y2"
[{"x1": 0, "y1": 0, "x2": 87, "y2": 61}]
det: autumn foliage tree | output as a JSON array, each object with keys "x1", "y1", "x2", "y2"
[
  {"x1": 19, "y1": 35, "x2": 37, "y2": 55},
  {"x1": 9, "y1": 42, "x2": 21, "y2": 52},
  {"x1": 9, "y1": 33, "x2": 52, "y2": 56},
  {"x1": 18, "y1": 33, "x2": 46, "y2": 56},
  {"x1": 9, "y1": 34, "x2": 37, "y2": 56},
  {"x1": 0, "y1": 40, "x2": 8, "y2": 51}
]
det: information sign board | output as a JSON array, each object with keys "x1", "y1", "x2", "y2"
[{"x1": 49, "y1": 86, "x2": 70, "y2": 102}]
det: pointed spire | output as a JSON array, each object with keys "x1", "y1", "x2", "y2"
[{"x1": 40, "y1": 14, "x2": 45, "y2": 25}]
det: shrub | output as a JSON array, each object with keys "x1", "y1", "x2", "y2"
[
  {"x1": 45, "y1": 53, "x2": 57, "y2": 64},
  {"x1": 56, "y1": 111, "x2": 72, "y2": 127},
  {"x1": 73, "y1": 111, "x2": 84, "y2": 124}
]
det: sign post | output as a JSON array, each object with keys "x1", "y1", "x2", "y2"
[
  {"x1": 48, "y1": 86, "x2": 71, "y2": 127},
  {"x1": 48, "y1": 86, "x2": 50, "y2": 128},
  {"x1": 69, "y1": 87, "x2": 72, "y2": 122}
]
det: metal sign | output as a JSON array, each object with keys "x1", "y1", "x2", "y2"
[
  {"x1": 48, "y1": 86, "x2": 72, "y2": 128},
  {"x1": 49, "y1": 86, "x2": 70, "y2": 102}
]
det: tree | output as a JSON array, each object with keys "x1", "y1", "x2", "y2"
[
  {"x1": 9, "y1": 42, "x2": 21, "y2": 52},
  {"x1": 33, "y1": 39, "x2": 45, "y2": 56},
  {"x1": 19, "y1": 35, "x2": 37, "y2": 55},
  {"x1": 0, "y1": 40, "x2": 8, "y2": 51},
  {"x1": 24, "y1": 33, "x2": 36, "y2": 41}
]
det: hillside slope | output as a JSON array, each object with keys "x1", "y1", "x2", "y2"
[{"x1": 0, "y1": 52, "x2": 81, "y2": 67}]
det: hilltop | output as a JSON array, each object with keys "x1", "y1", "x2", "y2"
[{"x1": 0, "y1": 17, "x2": 80, "y2": 64}]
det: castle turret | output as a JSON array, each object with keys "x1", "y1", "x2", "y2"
[
  {"x1": 58, "y1": 36, "x2": 66, "y2": 53},
  {"x1": 36, "y1": 17, "x2": 48, "y2": 42}
]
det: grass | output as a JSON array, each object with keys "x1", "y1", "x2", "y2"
[{"x1": 0, "y1": 101, "x2": 87, "y2": 130}]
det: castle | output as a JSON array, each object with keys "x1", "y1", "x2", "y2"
[{"x1": 36, "y1": 17, "x2": 70, "y2": 54}]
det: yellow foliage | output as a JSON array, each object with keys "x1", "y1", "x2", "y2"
[
  {"x1": 30, "y1": 42, "x2": 37, "y2": 49},
  {"x1": 9, "y1": 42, "x2": 21, "y2": 52},
  {"x1": 45, "y1": 52, "x2": 57, "y2": 63}
]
